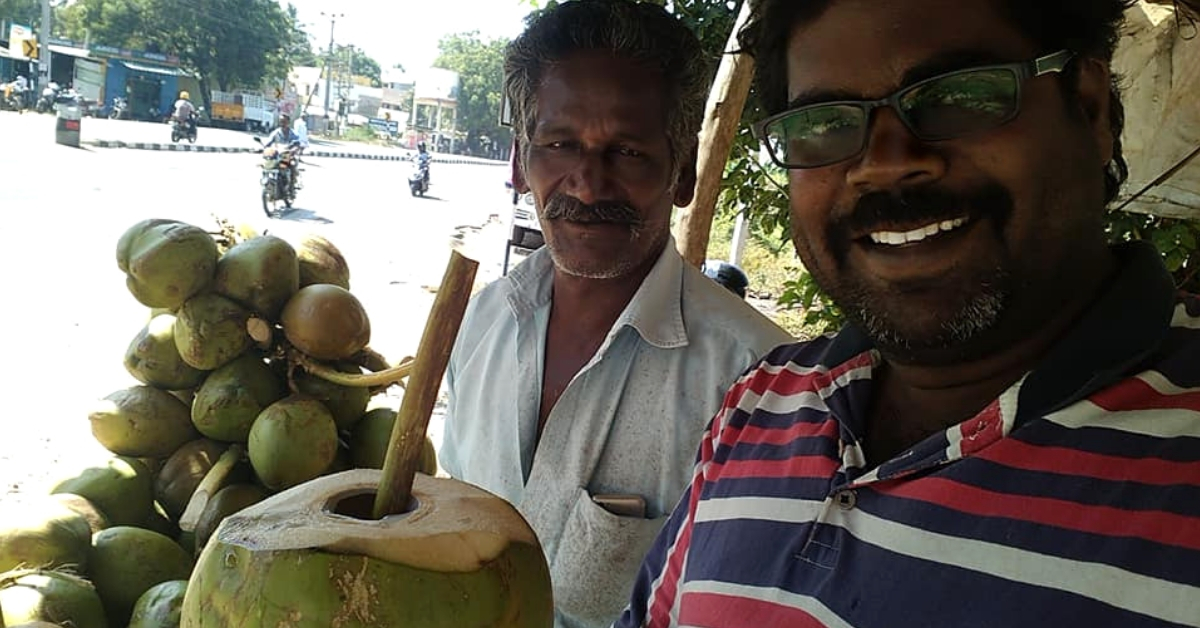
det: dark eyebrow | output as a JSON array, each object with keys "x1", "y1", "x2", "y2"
[{"x1": 785, "y1": 49, "x2": 1020, "y2": 110}]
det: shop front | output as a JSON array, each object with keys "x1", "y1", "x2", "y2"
[{"x1": 104, "y1": 59, "x2": 187, "y2": 121}]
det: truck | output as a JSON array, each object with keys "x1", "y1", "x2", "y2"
[{"x1": 208, "y1": 90, "x2": 277, "y2": 133}]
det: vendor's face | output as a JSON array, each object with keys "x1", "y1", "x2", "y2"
[
  {"x1": 783, "y1": 0, "x2": 1113, "y2": 363},
  {"x1": 521, "y1": 51, "x2": 695, "y2": 280}
]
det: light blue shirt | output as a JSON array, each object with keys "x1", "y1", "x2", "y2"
[{"x1": 441, "y1": 239, "x2": 792, "y2": 628}]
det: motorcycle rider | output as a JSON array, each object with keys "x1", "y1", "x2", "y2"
[
  {"x1": 13, "y1": 74, "x2": 29, "y2": 110},
  {"x1": 172, "y1": 91, "x2": 197, "y2": 136},
  {"x1": 262, "y1": 113, "x2": 302, "y2": 193},
  {"x1": 415, "y1": 140, "x2": 431, "y2": 186}
]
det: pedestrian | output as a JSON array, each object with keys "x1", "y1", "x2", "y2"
[
  {"x1": 617, "y1": 0, "x2": 1200, "y2": 626},
  {"x1": 437, "y1": 2, "x2": 792, "y2": 627},
  {"x1": 292, "y1": 114, "x2": 309, "y2": 151}
]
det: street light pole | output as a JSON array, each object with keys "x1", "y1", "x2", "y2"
[
  {"x1": 37, "y1": 0, "x2": 52, "y2": 87},
  {"x1": 320, "y1": 11, "x2": 344, "y2": 123}
]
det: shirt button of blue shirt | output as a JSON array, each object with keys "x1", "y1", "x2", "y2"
[{"x1": 835, "y1": 489, "x2": 857, "y2": 511}]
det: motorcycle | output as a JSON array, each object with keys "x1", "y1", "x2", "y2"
[
  {"x1": 170, "y1": 112, "x2": 198, "y2": 143},
  {"x1": 0, "y1": 87, "x2": 20, "y2": 112},
  {"x1": 408, "y1": 158, "x2": 430, "y2": 197},
  {"x1": 36, "y1": 84, "x2": 60, "y2": 114},
  {"x1": 254, "y1": 137, "x2": 302, "y2": 217},
  {"x1": 108, "y1": 96, "x2": 129, "y2": 120}
]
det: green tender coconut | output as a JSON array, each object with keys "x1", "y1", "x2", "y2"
[{"x1": 180, "y1": 470, "x2": 553, "y2": 628}]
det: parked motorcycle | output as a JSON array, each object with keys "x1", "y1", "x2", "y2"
[
  {"x1": 35, "y1": 84, "x2": 60, "y2": 114},
  {"x1": 254, "y1": 137, "x2": 303, "y2": 217},
  {"x1": 170, "y1": 113, "x2": 198, "y2": 143},
  {"x1": 0, "y1": 87, "x2": 20, "y2": 112},
  {"x1": 108, "y1": 96, "x2": 129, "y2": 120},
  {"x1": 408, "y1": 158, "x2": 430, "y2": 197}
]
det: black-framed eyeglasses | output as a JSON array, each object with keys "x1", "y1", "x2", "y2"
[{"x1": 752, "y1": 49, "x2": 1076, "y2": 169}]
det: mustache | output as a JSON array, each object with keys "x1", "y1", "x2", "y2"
[
  {"x1": 541, "y1": 194, "x2": 642, "y2": 226},
  {"x1": 829, "y1": 183, "x2": 1014, "y2": 262}
]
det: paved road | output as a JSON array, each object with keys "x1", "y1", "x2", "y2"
[
  {"x1": 0, "y1": 110, "x2": 523, "y2": 497},
  {"x1": 12, "y1": 108, "x2": 497, "y2": 161}
]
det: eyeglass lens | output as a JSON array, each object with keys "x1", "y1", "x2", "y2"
[{"x1": 766, "y1": 67, "x2": 1022, "y2": 168}]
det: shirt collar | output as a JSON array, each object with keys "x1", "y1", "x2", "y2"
[
  {"x1": 612, "y1": 237, "x2": 688, "y2": 350},
  {"x1": 824, "y1": 241, "x2": 1177, "y2": 420},
  {"x1": 503, "y1": 237, "x2": 688, "y2": 350},
  {"x1": 1015, "y1": 240, "x2": 1176, "y2": 421}
]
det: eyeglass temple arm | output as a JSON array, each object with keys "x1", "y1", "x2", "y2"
[{"x1": 1034, "y1": 49, "x2": 1076, "y2": 76}]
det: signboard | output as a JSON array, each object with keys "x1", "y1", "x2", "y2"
[
  {"x1": 43, "y1": 37, "x2": 182, "y2": 66},
  {"x1": 8, "y1": 23, "x2": 33, "y2": 60},
  {"x1": 74, "y1": 58, "x2": 104, "y2": 103},
  {"x1": 368, "y1": 118, "x2": 400, "y2": 135}
]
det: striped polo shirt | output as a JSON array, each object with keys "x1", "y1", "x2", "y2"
[{"x1": 616, "y1": 242, "x2": 1200, "y2": 628}]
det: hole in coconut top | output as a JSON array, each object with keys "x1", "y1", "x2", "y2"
[{"x1": 326, "y1": 490, "x2": 419, "y2": 521}]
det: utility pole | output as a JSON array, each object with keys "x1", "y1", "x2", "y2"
[
  {"x1": 37, "y1": 0, "x2": 52, "y2": 88},
  {"x1": 320, "y1": 11, "x2": 344, "y2": 123}
]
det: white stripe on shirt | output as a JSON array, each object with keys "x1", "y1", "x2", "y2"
[
  {"x1": 1044, "y1": 401, "x2": 1200, "y2": 439},
  {"x1": 835, "y1": 508, "x2": 1200, "y2": 626}
]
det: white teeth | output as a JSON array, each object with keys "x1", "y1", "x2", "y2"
[{"x1": 869, "y1": 217, "x2": 967, "y2": 246}]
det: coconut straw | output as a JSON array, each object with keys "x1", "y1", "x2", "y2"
[{"x1": 374, "y1": 249, "x2": 479, "y2": 519}]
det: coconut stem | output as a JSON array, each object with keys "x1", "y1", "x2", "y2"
[
  {"x1": 179, "y1": 444, "x2": 244, "y2": 532},
  {"x1": 352, "y1": 347, "x2": 395, "y2": 373},
  {"x1": 374, "y1": 250, "x2": 478, "y2": 519},
  {"x1": 293, "y1": 351, "x2": 415, "y2": 388}
]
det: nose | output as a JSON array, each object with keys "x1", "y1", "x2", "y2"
[
  {"x1": 845, "y1": 107, "x2": 947, "y2": 193},
  {"x1": 561, "y1": 148, "x2": 613, "y2": 206}
]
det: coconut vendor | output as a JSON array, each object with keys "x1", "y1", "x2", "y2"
[
  {"x1": 437, "y1": 1, "x2": 791, "y2": 626},
  {"x1": 616, "y1": 0, "x2": 1200, "y2": 626}
]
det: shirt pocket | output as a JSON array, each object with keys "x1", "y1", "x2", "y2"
[{"x1": 551, "y1": 487, "x2": 668, "y2": 627}]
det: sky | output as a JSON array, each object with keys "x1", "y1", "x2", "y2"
[{"x1": 283, "y1": 0, "x2": 533, "y2": 73}]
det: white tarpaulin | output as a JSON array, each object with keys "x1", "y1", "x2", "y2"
[
  {"x1": 74, "y1": 58, "x2": 104, "y2": 104},
  {"x1": 1113, "y1": 1, "x2": 1200, "y2": 219}
]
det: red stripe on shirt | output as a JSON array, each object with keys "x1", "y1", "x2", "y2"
[
  {"x1": 725, "y1": 352, "x2": 874, "y2": 404},
  {"x1": 958, "y1": 401, "x2": 1005, "y2": 456},
  {"x1": 977, "y1": 438, "x2": 1200, "y2": 487},
  {"x1": 719, "y1": 418, "x2": 841, "y2": 450},
  {"x1": 1089, "y1": 375, "x2": 1200, "y2": 413},
  {"x1": 678, "y1": 592, "x2": 831, "y2": 628},
  {"x1": 711, "y1": 455, "x2": 842, "y2": 481},
  {"x1": 881, "y1": 477, "x2": 1200, "y2": 551}
]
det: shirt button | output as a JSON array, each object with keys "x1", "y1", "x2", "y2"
[{"x1": 835, "y1": 489, "x2": 857, "y2": 511}]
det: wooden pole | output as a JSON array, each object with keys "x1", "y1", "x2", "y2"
[
  {"x1": 674, "y1": 0, "x2": 758, "y2": 268},
  {"x1": 374, "y1": 250, "x2": 478, "y2": 519}
]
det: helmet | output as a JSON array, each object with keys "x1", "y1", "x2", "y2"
[
  {"x1": 417, "y1": 141, "x2": 427, "y2": 151},
  {"x1": 180, "y1": 91, "x2": 190, "y2": 100},
  {"x1": 701, "y1": 260, "x2": 749, "y2": 299}
]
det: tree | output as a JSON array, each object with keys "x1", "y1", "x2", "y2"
[
  {"x1": 55, "y1": 0, "x2": 306, "y2": 104},
  {"x1": 433, "y1": 31, "x2": 511, "y2": 157},
  {"x1": 1, "y1": 0, "x2": 40, "y2": 26},
  {"x1": 331, "y1": 44, "x2": 381, "y2": 87}
]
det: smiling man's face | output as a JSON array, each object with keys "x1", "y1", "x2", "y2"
[{"x1": 784, "y1": 0, "x2": 1113, "y2": 364}]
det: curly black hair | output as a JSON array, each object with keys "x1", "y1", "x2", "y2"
[{"x1": 738, "y1": 0, "x2": 1139, "y2": 205}]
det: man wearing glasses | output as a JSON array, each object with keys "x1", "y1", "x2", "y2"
[{"x1": 617, "y1": 0, "x2": 1200, "y2": 626}]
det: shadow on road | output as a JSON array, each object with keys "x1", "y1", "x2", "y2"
[
  {"x1": 410, "y1": 194, "x2": 447, "y2": 202},
  {"x1": 275, "y1": 207, "x2": 333, "y2": 224}
]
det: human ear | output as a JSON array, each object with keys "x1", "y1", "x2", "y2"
[
  {"x1": 512, "y1": 139, "x2": 530, "y2": 194},
  {"x1": 672, "y1": 145, "x2": 699, "y2": 207},
  {"x1": 1072, "y1": 56, "x2": 1114, "y2": 167}
]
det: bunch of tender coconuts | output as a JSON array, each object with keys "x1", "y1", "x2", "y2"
[{"x1": 0, "y1": 217, "x2": 552, "y2": 628}]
